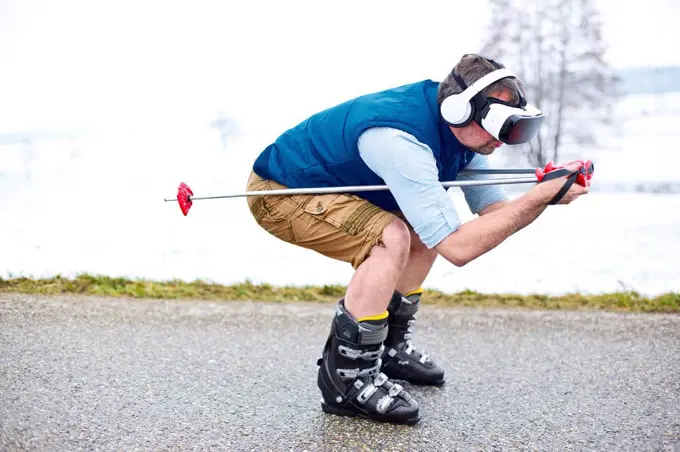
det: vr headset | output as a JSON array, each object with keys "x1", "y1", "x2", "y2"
[{"x1": 440, "y1": 66, "x2": 545, "y2": 145}]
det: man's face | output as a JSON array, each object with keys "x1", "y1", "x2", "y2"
[{"x1": 450, "y1": 89, "x2": 515, "y2": 155}]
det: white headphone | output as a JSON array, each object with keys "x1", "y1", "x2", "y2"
[{"x1": 440, "y1": 68, "x2": 518, "y2": 127}]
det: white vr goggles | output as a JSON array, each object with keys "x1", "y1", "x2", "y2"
[{"x1": 440, "y1": 67, "x2": 545, "y2": 145}]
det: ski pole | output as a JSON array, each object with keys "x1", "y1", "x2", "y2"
[
  {"x1": 459, "y1": 168, "x2": 536, "y2": 175},
  {"x1": 164, "y1": 176, "x2": 538, "y2": 216}
]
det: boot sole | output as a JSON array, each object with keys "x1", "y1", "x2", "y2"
[
  {"x1": 405, "y1": 377, "x2": 446, "y2": 387},
  {"x1": 321, "y1": 402, "x2": 421, "y2": 426},
  {"x1": 381, "y1": 374, "x2": 446, "y2": 387}
]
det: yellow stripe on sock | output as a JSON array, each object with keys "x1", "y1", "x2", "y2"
[
  {"x1": 357, "y1": 311, "x2": 388, "y2": 322},
  {"x1": 405, "y1": 288, "x2": 424, "y2": 297}
]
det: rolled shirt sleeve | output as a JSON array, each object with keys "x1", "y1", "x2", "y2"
[
  {"x1": 357, "y1": 127, "x2": 509, "y2": 249},
  {"x1": 358, "y1": 127, "x2": 461, "y2": 249}
]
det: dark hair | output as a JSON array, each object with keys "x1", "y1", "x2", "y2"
[{"x1": 437, "y1": 54, "x2": 525, "y2": 105}]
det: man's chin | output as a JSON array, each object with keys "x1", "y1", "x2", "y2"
[{"x1": 471, "y1": 146, "x2": 496, "y2": 155}]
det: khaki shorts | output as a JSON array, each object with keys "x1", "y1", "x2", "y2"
[{"x1": 246, "y1": 171, "x2": 398, "y2": 269}]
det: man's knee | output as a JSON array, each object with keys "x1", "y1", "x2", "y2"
[{"x1": 380, "y1": 219, "x2": 411, "y2": 262}]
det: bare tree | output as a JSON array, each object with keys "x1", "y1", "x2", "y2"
[{"x1": 481, "y1": 0, "x2": 619, "y2": 166}]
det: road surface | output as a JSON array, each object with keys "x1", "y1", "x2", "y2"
[{"x1": 1, "y1": 294, "x2": 678, "y2": 451}]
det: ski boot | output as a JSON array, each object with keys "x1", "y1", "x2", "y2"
[
  {"x1": 317, "y1": 300, "x2": 420, "y2": 425},
  {"x1": 381, "y1": 290, "x2": 446, "y2": 386}
]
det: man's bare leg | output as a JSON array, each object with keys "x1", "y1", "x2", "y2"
[
  {"x1": 344, "y1": 219, "x2": 411, "y2": 320},
  {"x1": 395, "y1": 229, "x2": 438, "y2": 295},
  {"x1": 381, "y1": 228, "x2": 445, "y2": 386},
  {"x1": 318, "y1": 217, "x2": 421, "y2": 424}
]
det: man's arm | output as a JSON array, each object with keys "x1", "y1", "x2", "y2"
[
  {"x1": 435, "y1": 161, "x2": 588, "y2": 266},
  {"x1": 434, "y1": 188, "x2": 547, "y2": 266},
  {"x1": 477, "y1": 201, "x2": 508, "y2": 215},
  {"x1": 357, "y1": 127, "x2": 587, "y2": 267}
]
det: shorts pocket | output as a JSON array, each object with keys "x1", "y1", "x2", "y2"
[
  {"x1": 249, "y1": 195, "x2": 299, "y2": 243},
  {"x1": 303, "y1": 193, "x2": 386, "y2": 236},
  {"x1": 303, "y1": 194, "x2": 344, "y2": 213},
  {"x1": 303, "y1": 194, "x2": 344, "y2": 226},
  {"x1": 259, "y1": 195, "x2": 300, "y2": 222}
]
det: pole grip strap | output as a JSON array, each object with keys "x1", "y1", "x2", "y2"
[{"x1": 541, "y1": 168, "x2": 580, "y2": 205}]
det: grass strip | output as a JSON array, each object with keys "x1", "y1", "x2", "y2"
[{"x1": 1, "y1": 274, "x2": 678, "y2": 313}]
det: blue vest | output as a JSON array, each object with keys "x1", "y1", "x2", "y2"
[{"x1": 252, "y1": 79, "x2": 476, "y2": 212}]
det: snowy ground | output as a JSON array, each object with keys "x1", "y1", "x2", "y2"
[{"x1": 1, "y1": 93, "x2": 679, "y2": 296}]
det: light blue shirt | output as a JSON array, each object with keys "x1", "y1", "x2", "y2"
[{"x1": 357, "y1": 127, "x2": 508, "y2": 249}]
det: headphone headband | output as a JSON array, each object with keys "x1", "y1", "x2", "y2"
[
  {"x1": 452, "y1": 72, "x2": 467, "y2": 91},
  {"x1": 457, "y1": 68, "x2": 516, "y2": 104},
  {"x1": 441, "y1": 56, "x2": 519, "y2": 128}
]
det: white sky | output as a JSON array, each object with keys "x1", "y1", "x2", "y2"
[{"x1": 0, "y1": 0, "x2": 678, "y2": 135}]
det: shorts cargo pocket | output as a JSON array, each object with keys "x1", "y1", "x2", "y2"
[
  {"x1": 249, "y1": 195, "x2": 299, "y2": 243},
  {"x1": 303, "y1": 194, "x2": 344, "y2": 227},
  {"x1": 262, "y1": 195, "x2": 299, "y2": 221},
  {"x1": 303, "y1": 193, "x2": 385, "y2": 237}
]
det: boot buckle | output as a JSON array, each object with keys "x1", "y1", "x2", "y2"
[
  {"x1": 336, "y1": 360, "x2": 382, "y2": 380},
  {"x1": 356, "y1": 383, "x2": 378, "y2": 404},
  {"x1": 376, "y1": 395, "x2": 394, "y2": 414},
  {"x1": 373, "y1": 373, "x2": 388, "y2": 387},
  {"x1": 338, "y1": 344, "x2": 384, "y2": 361},
  {"x1": 388, "y1": 383, "x2": 403, "y2": 397},
  {"x1": 336, "y1": 367, "x2": 359, "y2": 379}
]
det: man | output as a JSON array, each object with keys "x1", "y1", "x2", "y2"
[{"x1": 246, "y1": 53, "x2": 589, "y2": 425}]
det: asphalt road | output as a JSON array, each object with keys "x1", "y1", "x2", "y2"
[{"x1": 1, "y1": 294, "x2": 679, "y2": 451}]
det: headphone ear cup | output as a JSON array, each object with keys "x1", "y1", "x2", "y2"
[{"x1": 441, "y1": 94, "x2": 473, "y2": 127}]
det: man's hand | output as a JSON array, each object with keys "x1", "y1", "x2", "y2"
[
  {"x1": 435, "y1": 160, "x2": 590, "y2": 267},
  {"x1": 532, "y1": 161, "x2": 590, "y2": 205},
  {"x1": 435, "y1": 160, "x2": 593, "y2": 267}
]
